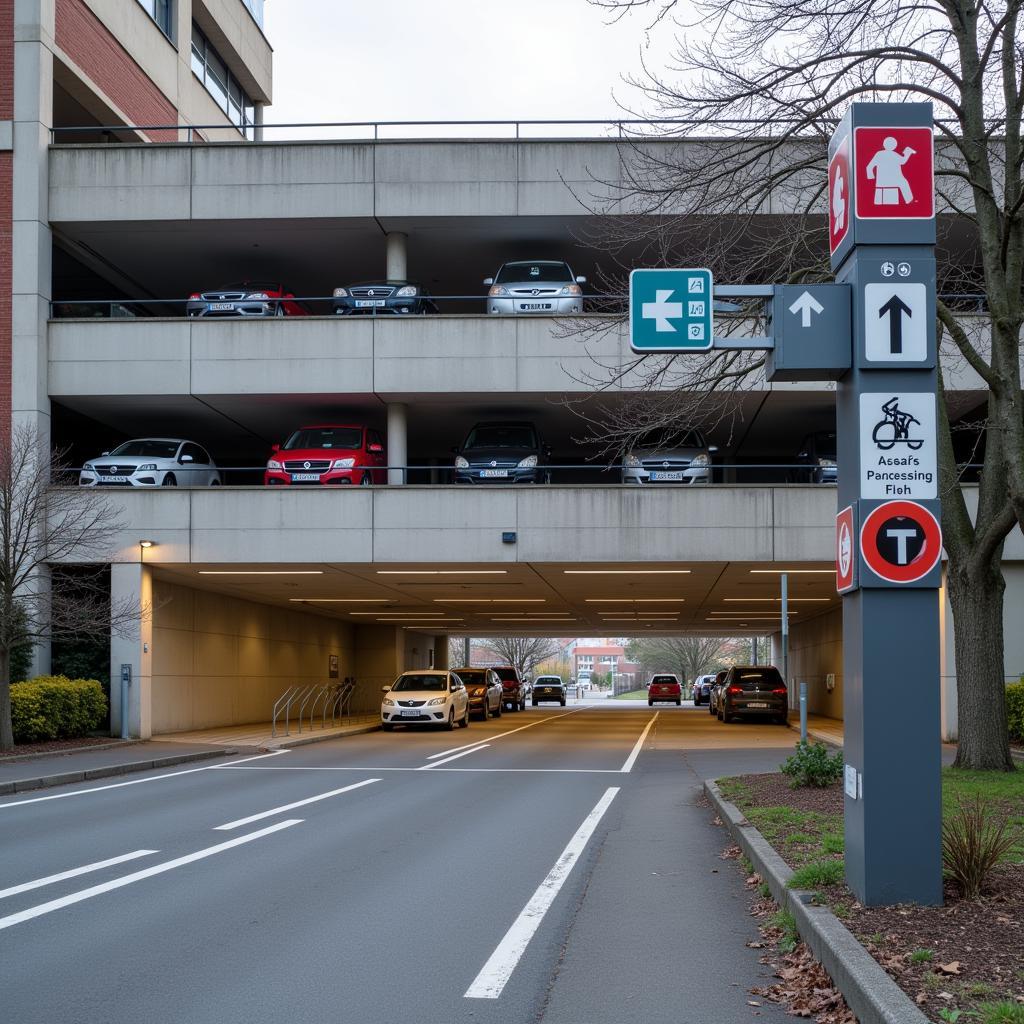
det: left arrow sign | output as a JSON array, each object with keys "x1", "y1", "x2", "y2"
[{"x1": 642, "y1": 290, "x2": 683, "y2": 333}]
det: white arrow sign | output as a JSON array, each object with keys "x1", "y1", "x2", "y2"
[
  {"x1": 789, "y1": 290, "x2": 825, "y2": 328},
  {"x1": 642, "y1": 289, "x2": 683, "y2": 333}
]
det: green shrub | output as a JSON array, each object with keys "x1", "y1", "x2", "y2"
[
  {"x1": 942, "y1": 794, "x2": 1019, "y2": 899},
  {"x1": 10, "y1": 675, "x2": 107, "y2": 744},
  {"x1": 787, "y1": 860, "x2": 845, "y2": 889},
  {"x1": 1006, "y1": 681, "x2": 1024, "y2": 744},
  {"x1": 780, "y1": 741, "x2": 845, "y2": 788}
]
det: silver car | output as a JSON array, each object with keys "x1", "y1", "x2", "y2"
[
  {"x1": 79, "y1": 439, "x2": 221, "y2": 488},
  {"x1": 484, "y1": 260, "x2": 585, "y2": 315},
  {"x1": 621, "y1": 429, "x2": 716, "y2": 485}
]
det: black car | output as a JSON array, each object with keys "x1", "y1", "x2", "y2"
[
  {"x1": 532, "y1": 675, "x2": 566, "y2": 706},
  {"x1": 332, "y1": 280, "x2": 438, "y2": 315},
  {"x1": 453, "y1": 421, "x2": 551, "y2": 484},
  {"x1": 716, "y1": 665, "x2": 789, "y2": 724},
  {"x1": 793, "y1": 431, "x2": 837, "y2": 484}
]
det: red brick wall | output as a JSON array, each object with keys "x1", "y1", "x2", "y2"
[
  {"x1": 0, "y1": 151, "x2": 11, "y2": 435},
  {"x1": 55, "y1": 0, "x2": 177, "y2": 141},
  {"x1": 0, "y1": 1, "x2": 13, "y2": 120}
]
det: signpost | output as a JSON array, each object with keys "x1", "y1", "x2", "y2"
[{"x1": 629, "y1": 268, "x2": 713, "y2": 353}]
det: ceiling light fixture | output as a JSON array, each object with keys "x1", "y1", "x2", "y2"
[
  {"x1": 722, "y1": 598, "x2": 829, "y2": 603},
  {"x1": 375, "y1": 570, "x2": 508, "y2": 576},
  {"x1": 198, "y1": 570, "x2": 324, "y2": 576},
  {"x1": 563, "y1": 569, "x2": 691, "y2": 575},
  {"x1": 585, "y1": 598, "x2": 685, "y2": 603},
  {"x1": 432, "y1": 599, "x2": 546, "y2": 604},
  {"x1": 748, "y1": 569, "x2": 834, "y2": 574},
  {"x1": 289, "y1": 598, "x2": 390, "y2": 603}
]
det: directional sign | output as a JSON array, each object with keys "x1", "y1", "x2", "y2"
[
  {"x1": 859, "y1": 499, "x2": 942, "y2": 585},
  {"x1": 629, "y1": 268, "x2": 713, "y2": 353},
  {"x1": 863, "y1": 283, "x2": 926, "y2": 362},
  {"x1": 854, "y1": 126, "x2": 934, "y2": 221},
  {"x1": 766, "y1": 283, "x2": 852, "y2": 381},
  {"x1": 859, "y1": 392, "x2": 936, "y2": 499},
  {"x1": 828, "y1": 134, "x2": 851, "y2": 254},
  {"x1": 836, "y1": 505, "x2": 857, "y2": 593}
]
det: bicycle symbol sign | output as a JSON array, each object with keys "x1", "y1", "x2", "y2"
[{"x1": 860, "y1": 392, "x2": 936, "y2": 499}]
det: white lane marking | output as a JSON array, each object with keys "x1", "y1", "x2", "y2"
[
  {"x1": 0, "y1": 819, "x2": 302, "y2": 932},
  {"x1": 464, "y1": 787, "x2": 620, "y2": 1000},
  {"x1": 620, "y1": 713, "x2": 659, "y2": 773},
  {"x1": 0, "y1": 850, "x2": 158, "y2": 901},
  {"x1": 416, "y1": 746, "x2": 490, "y2": 770},
  {"x1": 427, "y1": 709, "x2": 582, "y2": 759},
  {"x1": 0, "y1": 750, "x2": 289, "y2": 810},
  {"x1": 213, "y1": 779, "x2": 380, "y2": 830},
  {"x1": 215, "y1": 765, "x2": 623, "y2": 774}
]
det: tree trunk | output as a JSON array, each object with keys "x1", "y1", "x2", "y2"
[
  {"x1": 947, "y1": 560, "x2": 1015, "y2": 771},
  {"x1": 0, "y1": 645, "x2": 12, "y2": 751}
]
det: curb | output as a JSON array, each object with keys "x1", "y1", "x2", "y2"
[
  {"x1": 0, "y1": 747, "x2": 237, "y2": 795},
  {"x1": 273, "y1": 723, "x2": 380, "y2": 749},
  {"x1": 0, "y1": 738, "x2": 146, "y2": 764},
  {"x1": 705, "y1": 779, "x2": 929, "y2": 1024}
]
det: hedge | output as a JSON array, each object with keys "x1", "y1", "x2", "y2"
[
  {"x1": 1008, "y1": 680, "x2": 1024, "y2": 745},
  {"x1": 10, "y1": 675, "x2": 108, "y2": 744}
]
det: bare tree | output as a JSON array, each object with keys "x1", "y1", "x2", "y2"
[
  {"x1": 0, "y1": 425, "x2": 136, "y2": 751},
  {"x1": 479, "y1": 636, "x2": 565, "y2": 683},
  {"x1": 581, "y1": 0, "x2": 1023, "y2": 770},
  {"x1": 627, "y1": 635, "x2": 733, "y2": 686}
]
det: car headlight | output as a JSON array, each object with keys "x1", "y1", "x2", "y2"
[
  {"x1": 267, "y1": 459, "x2": 282, "y2": 470},
  {"x1": 818, "y1": 458, "x2": 837, "y2": 468},
  {"x1": 518, "y1": 455, "x2": 538, "y2": 468},
  {"x1": 690, "y1": 453, "x2": 711, "y2": 468},
  {"x1": 488, "y1": 285, "x2": 509, "y2": 297},
  {"x1": 137, "y1": 463, "x2": 157, "y2": 472},
  {"x1": 333, "y1": 287, "x2": 349, "y2": 298},
  {"x1": 332, "y1": 458, "x2": 356, "y2": 468},
  {"x1": 624, "y1": 454, "x2": 641, "y2": 468},
  {"x1": 396, "y1": 285, "x2": 418, "y2": 297},
  {"x1": 246, "y1": 291, "x2": 270, "y2": 300},
  {"x1": 455, "y1": 456, "x2": 469, "y2": 468},
  {"x1": 559, "y1": 284, "x2": 583, "y2": 296},
  {"x1": 382, "y1": 698, "x2": 395, "y2": 707},
  {"x1": 82, "y1": 462, "x2": 95, "y2": 472},
  {"x1": 427, "y1": 696, "x2": 447, "y2": 706}
]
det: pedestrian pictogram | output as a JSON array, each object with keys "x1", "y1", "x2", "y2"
[
  {"x1": 863, "y1": 283, "x2": 927, "y2": 362},
  {"x1": 860, "y1": 500, "x2": 942, "y2": 584},
  {"x1": 836, "y1": 505, "x2": 857, "y2": 593},
  {"x1": 629, "y1": 268, "x2": 713, "y2": 353},
  {"x1": 829, "y1": 135, "x2": 851, "y2": 253},
  {"x1": 854, "y1": 126, "x2": 934, "y2": 220},
  {"x1": 860, "y1": 392, "x2": 936, "y2": 499}
]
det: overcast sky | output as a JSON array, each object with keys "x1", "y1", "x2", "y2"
[{"x1": 262, "y1": 0, "x2": 673, "y2": 132}]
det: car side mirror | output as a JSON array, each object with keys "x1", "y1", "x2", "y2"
[
  {"x1": 575, "y1": 275, "x2": 587, "y2": 284},
  {"x1": 101, "y1": 451, "x2": 110, "y2": 456},
  {"x1": 180, "y1": 454, "x2": 194, "y2": 463},
  {"x1": 381, "y1": 685, "x2": 391, "y2": 693},
  {"x1": 798, "y1": 451, "x2": 808, "y2": 459},
  {"x1": 271, "y1": 443, "x2": 280, "y2": 452},
  {"x1": 367, "y1": 443, "x2": 383, "y2": 453},
  {"x1": 450, "y1": 446, "x2": 460, "y2": 455},
  {"x1": 482, "y1": 277, "x2": 494, "y2": 286},
  {"x1": 708, "y1": 445, "x2": 719, "y2": 453}
]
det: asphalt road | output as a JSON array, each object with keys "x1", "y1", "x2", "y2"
[{"x1": 1, "y1": 706, "x2": 800, "y2": 1024}]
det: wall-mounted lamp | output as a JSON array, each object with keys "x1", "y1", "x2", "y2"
[{"x1": 139, "y1": 540, "x2": 155, "y2": 549}]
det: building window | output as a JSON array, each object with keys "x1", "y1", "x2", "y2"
[
  {"x1": 190, "y1": 24, "x2": 256, "y2": 138},
  {"x1": 137, "y1": 0, "x2": 173, "y2": 39}
]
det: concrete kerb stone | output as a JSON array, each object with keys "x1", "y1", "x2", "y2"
[
  {"x1": 0, "y1": 738, "x2": 147, "y2": 763},
  {"x1": 273, "y1": 723, "x2": 381, "y2": 749},
  {"x1": 704, "y1": 779, "x2": 930, "y2": 1024}
]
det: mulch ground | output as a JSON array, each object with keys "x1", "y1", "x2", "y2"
[
  {"x1": 726, "y1": 772, "x2": 1024, "y2": 1022},
  {"x1": 0, "y1": 736, "x2": 128, "y2": 761}
]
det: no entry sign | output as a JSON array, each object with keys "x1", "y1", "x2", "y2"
[{"x1": 859, "y1": 500, "x2": 942, "y2": 584}]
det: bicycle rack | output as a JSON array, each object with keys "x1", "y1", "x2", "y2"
[
  {"x1": 308, "y1": 684, "x2": 334, "y2": 731},
  {"x1": 329, "y1": 679, "x2": 355, "y2": 723},
  {"x1": 271, "y1": 684, "x2": 302, "y2": 738},
  {"x1": 296, "y1": 685, "x2": 324, "y2": 733}
]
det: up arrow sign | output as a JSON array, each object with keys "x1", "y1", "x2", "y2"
[
  {"x1": 878, "y1": 294, "x2": 913, "y2": 355},
  {"x1": 789, "y1": 290, "x2": 825, "y2": 328}
]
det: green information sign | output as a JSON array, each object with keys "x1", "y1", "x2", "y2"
[{"x1": 629, "y1": 268, "x2": 714, "y2": 353}]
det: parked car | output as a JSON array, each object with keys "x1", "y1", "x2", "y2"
[
  {"x1": 80, "y1": 439, "x2": 221, "y2": 488},
  {"x1": 186, "y1": 281, "x2": 310, "y2": 318},
  {"x1": 332, "y1": 280, "x2": 438, "y2": 316},
  {"x1": 453, "y1": 421, "x2": 551, "y2": 484},
  {"x1": 708, "y1": 669, "x2": 729, "y2": 716},
  {"x1": 380, "y1": 669, "x2": 470, "y2": 730},
  {"x1": 647, "y1": 674, "x2": 682, "y2": 706},
  {"x1": 792, "y1": 431, "x2": 838, "y2": 484},
  {"x1": 532, "y1": 675, "x2": 567, "y2": 706},
  {"x1": 692, "y1": 673, "x2": 717, "y2": 706},
  {"x1": 265, "y1": 425, "x2": 387, "y2": 486},
  {"x1": 621, "y1": 429, "x2": 716, "y2": 485},
  {"x1": 451, "y1": 666, "x2": 503, "y2": 720},
  {"x1": 716, "y1": 665, "x2": 789, "y2": 724},
  {"x1": 484, "y1": 260, "x2": 585, "y2": 315},
  {"x1": 492, "y1": 666, "x2": 528, "y2": 712}
]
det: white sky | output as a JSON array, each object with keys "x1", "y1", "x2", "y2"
[{"x1": 262, "y1": 0, "x2": 672, "y2": 130}]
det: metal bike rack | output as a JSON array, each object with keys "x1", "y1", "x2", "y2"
[
  {"x1": 308, "y1": 685, "x2": 334, "y2": 731},
  {"x1": 296, "y1": 685, "x2": 324, "y2": 734},
  {"x1": 271, "y1": 684, "x2": 301, "y2": 738}
]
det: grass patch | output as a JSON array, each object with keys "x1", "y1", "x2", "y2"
[
  {"x1": 943, "y1": 767, "x2": 1024, "y2": 861},
  {"x1": 611, "y1": 689, "x2": 650, "y2": 701},
  {"x1": 910, "y1": 948, "x2": 934, "y2": 964},
  {"x1": 758, "y1": 881, "x2": 772, "y2": 898},
  {"x1": 975, "y1": 1001, "x2": 1024, "y2": 1024},
  {"x1": 822, "y1": 832, "x2": 845, "y2": 854},
  {"x1": 770, "y1": 908, "x2": 799, "y2": 953},
  {"x1": 788, "y1": 860, "x2": 845, "y2": 889},
  {"x1": 717, "y1": 777, "x2": 754, "y2": 807}
]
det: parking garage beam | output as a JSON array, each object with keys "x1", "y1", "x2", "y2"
[
  {"x1": 387, "y1": 403, "x2": 408, "y2": 485},
  {"x1": 386, "y1": 232, "x2": 407, "y2": 282}
]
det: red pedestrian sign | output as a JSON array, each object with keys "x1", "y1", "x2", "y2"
[
  {"x1": 836, "y1": 505, "x2": 856, "y2": 593},
  {"x1": 828, "y1": 135, "x2": 851, "y2": 254},
  {"x1": 860, "y1": 500, "x2": 942, "y2": 584},
  {"x1": 854, "y1": 126, "x2": 934, "y2": 220}
]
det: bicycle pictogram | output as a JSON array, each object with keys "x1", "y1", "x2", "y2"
[{"x1": 871, "y1": 397, "x2": 923, "y2": 450}]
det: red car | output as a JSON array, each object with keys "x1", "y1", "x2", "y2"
[
  {"x1": 648, "y1": 674, "x2": 682, "y2": 706},
  {"x1": 492, "y1": 666, "x2": 528, "y2": 712},
  {"x1": 187, "y1": 281, "x2": 311, "y2": 318},
  {"x1": 265, "y1": 425, "x2": 387, "y2": 486}
]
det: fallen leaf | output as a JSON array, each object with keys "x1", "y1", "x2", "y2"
[
  {"x1": 915, "y1": 993, "x2": 927, "y2": 1005},
  {"x1": 937, "y1": 962, "x2": 961, "y2": 975}
]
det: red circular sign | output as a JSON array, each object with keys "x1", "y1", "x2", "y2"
[{"x1": 859, "y1": 500, "x2": 942, "y2": 583}]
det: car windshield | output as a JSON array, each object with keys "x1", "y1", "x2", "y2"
[
  {"x1": 732, "y1": 668, "x2": 784, "y2": 690},
  {"x1": 456, "y1": 671, "x2": 486, "y2": 684},
  {"x1": 493, "y1": 668, "x2": 519, "y2": 682},
  {"x1": 810, "y1": 432, "x2": 837, "y2": 458},
  {"x1": 464, "y1": 425, "x2": 537, "y2": 449},
  {"x1": 216, "y1": 281, "x2": 280, "y2": 292},
  {"x1": 109, "y1": 440, "x2": 180, "y2": 458},
  {"x1": 536, "y1": 677, "x2": 562, "y2": 685},
  {"x1": 283, "y1": 428, "x2": 362, "y2": 451},
  {"x1": 632, "y1": 429, "x2": 706, "y2": 451},
  {"x1": 495, "y1": 261, "x2": 573, "y2": 284},
  {"x1": 391, "y1": 674, "x2": 448, "y2": 692}
]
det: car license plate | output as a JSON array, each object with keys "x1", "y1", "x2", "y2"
[
  {"x1": 355, "y1": 299, "x2": 386, "y2": 308},
  {"x1": 400, "y1": 709, "x2": 421, "y2": 717},
  {"x1": 650, "y1": 471, "x2": 684, "y2": 481},
  {"x1": 519, "y1": 302, "x2": 552, "y2": 311},
  {"x1": 209, "y1": 302, "x2": 235, "y2": 311},
  {"x1": 481, "y1": 469, "x2": 508, "y2": 478},
  {"x1": 103, "y1": 475, "x2": 129, "y2": 483},
  {"x1": 747, "y1": 702, "x2": 769, "y2": 709},
  {"x1": 290, "y1": 473, "x2": 320, "y2": 482}
]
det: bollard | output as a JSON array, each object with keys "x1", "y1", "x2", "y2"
[{"x1": 799, "y1": 681, "x2": 808, "y2": 744}]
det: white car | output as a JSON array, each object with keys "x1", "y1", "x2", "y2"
[
  {"x1": 621, "y1": 429, "x2": 716, "y2": 485},
  {"x1": 484, "y1": 260, "x2": 585, "y2": 315},
  {"x1": 79, "y1": 439, "x2": 221, "y2": 488},
  {"x1": 380, "y1": 670, "x2": 471, "y2": 731}
]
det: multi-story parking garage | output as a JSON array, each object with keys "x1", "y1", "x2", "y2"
[{"x1": 6, "y1": 1, "x2": 1023, "y2": 744}]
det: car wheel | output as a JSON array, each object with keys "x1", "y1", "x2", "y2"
[
  {"x1": 519, "y1": 699, "x2": 526, "y2": 711},
  {"x1": 360, "y1": 473, "x2": 372, "y2": 486},
  {"x1": 560, "y1": 700, "x2": 566, "y2": 707},
  {"x1": 532, "y1": 700, "x2": 538, "y2": 706},
  {"x1": 723, "y1": 708, "x2": 733, "y2": 723},
  {"x1": 275, "y1": 304, "x2": 285, "y2": 317},
  {"x1": 381, "y1": 722, "x2": 394, "y2": 731},
  {"x1": 210, "y1": 478, "x2": 221, "y2": 487},
  {"x1": 676, "y1": 699, "x2": 681, "y2": 706},
  {"x1": 459, "y1": 706, "x2": 469, "y2": 728},
  {"x1": 708, "y1": 703, "x2": 716, "y2": 715},
  {"x1": 648, "y1": 700, "x2": 653, "y2": 707},
  {"x1": 494, "y1": 701, "x2": 502, "y2": 718},
  {"x1": 445, "y1": 708, "x2": 455, "y2": 731},
  {"x1": 717, "y1": 708, "x2": 724, "y2": 721},
  {"x1": 162, "y1": 474, "x2": 177, "y2": 487}
]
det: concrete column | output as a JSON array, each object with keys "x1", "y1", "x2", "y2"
[
  {"x1": 432, "y1": 636, "x2": 449, "y2": 670},
  {"x1": 26, "y1": 563, "x2": 51, "y2": 678},
  {"x1": 253, "y1": 102, "x2": 264, "y2": 142},
  {"x1": 387, "y1": 402, "x2": 407, "y2": 485},
  {"x1": 385, "y1": 231, "x2": 407, "y2": 281},
  {"x1": 109, "y1": 562, "x2": 153, "y2": 739}
]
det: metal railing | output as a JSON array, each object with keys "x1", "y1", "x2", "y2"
[{"x1": 271, "y1": 679, "x2": 358, "y2": 738}]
